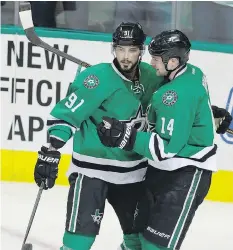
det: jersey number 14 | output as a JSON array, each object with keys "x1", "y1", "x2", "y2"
[{"x1": 161, "y1": 117, "x2": 174, "y2": 136}]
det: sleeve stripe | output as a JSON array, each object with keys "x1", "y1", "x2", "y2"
[
  {"x1": 149, "y1": 134, "x2": 159, "y2": 162},
  {"x1": 149, "y1": 133, "x2": 175, "y2": 162},
  {"x1": 150, "y1": 133, "x2": 217, "y2": 163},
  {"x1": 47, "y1": 114, "x2": 78, "y2": 134},
  {"x1": 190, "y1": 145, "x2": 215, "y2": 159},
  {"x1": 47, "y1": 115, "x2": 77, "y2": 128},
  {"x1": 47, "y1": 119, "x2": 76, "y2": 128},
  {"x1": 156, "y1": 135, "x2": 176, "y2": 159},
  {"x1": 188, "y1": 144, "x2": 217, "y2": 162},
  {"x1": 49, "y1": 135, "x2": 65, "y2": 142},
  {"x1": 47, "y1": 122, "x2": 76, "y2": 134}
]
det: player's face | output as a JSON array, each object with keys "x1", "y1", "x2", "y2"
[
  {"x1": 150, "y1": 56, "x2": 167, "y2": 76},
  {"x1": 115, "y1": 45, "x2": 141, "y2": 72}
]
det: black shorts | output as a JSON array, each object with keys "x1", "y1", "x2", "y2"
[
  {"x1": 135, "y1": 166, "x2": 212, "y2": 250},
  {"x1": 65, "y1": 172, "x2": 144, "y2": 236}
]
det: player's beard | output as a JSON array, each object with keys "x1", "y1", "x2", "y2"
[{"x1": 120, "y1": 60, "x2": 138, "y2": 73}]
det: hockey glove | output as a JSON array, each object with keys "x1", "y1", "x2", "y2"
[
  {"x1": 34, "y1": 146, "x2": 61, "y2": 190},
  {"x1": 212, "y1": 105, "x2": 232, "y2": 134},
  {"x1": 97, "y1": 116, "x2": 137, "y2": 151}
]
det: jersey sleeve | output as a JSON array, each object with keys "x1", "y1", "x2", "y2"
[
  {"x1": 133, "y1": 87, "x2": 200, "y2": 161},
  {"x1": 47, "y1": 67, "x2": 114, "y2": 144}
]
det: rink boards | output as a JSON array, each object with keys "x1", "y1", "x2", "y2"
[{"x1": 1, "y1": 27, "x2": 233, "y2": 202}]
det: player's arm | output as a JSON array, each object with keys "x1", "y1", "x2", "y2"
[
  {"x1": 97, "y1": 89, "x2": 202, "y2": 162},
  {"x1": 47, "y1": 72, "x2": 111, "y2": 149},
  {"x1": 133, "y1": 92, "x2": 199, "y2": 161},
  {"x1": 34, "y1": 70, "x2": 113, "y2": 190}
]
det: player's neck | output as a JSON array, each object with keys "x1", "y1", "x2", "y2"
[
  {"x1": 123, "y1": 69, "x2": 137, "y2": 81},
  {"x1": 168, "y1": 68, "x2": 180, "y2": 80},
  {"x1": 168, "y1": 64, "x2": 186, "y2": 80}
]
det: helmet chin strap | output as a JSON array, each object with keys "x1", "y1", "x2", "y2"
[
  {"x1": 163, "y1": 56, "x2": 185, "y2": 79},
  {"x1": 164, "y1": 63, "x2": 180, "y2": 78},
  {"x1": 164, "y1": 62, "x2": 187, "y2": 80}
]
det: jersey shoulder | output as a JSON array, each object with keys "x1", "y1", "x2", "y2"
[
  {"x1": 76, "y1": 63, "x2": 114, "y2": 83},
  {"x1": 69, "y1": 63, "x2": 119, "y2": 93},
  {"x1": 152, "y1": 64, "x2": 207, "y2": 106},
  {"x1": 169, "y1": 63, "x2": 206, "y2": 95}
]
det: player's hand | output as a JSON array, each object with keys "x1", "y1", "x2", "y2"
[
  {"x1": 97, "y1": 116, "x2": 137, "y2": 151},
  {"x1": 34, "y1": 146, "x2": 61, "y2": 190},
  {"x1": 212, "y1": 106, "x2": 232, "y2": 134}
]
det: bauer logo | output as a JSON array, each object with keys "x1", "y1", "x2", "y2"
[
  {"x1": 221, "y1": 87, "x2": 233, "y2": 144},
  {"x1": 38, "y1": 154, "x2": 59, "y2": 163}
]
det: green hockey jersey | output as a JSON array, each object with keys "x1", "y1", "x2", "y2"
[
  {"x1": 133, "y1": 64, "x2": 217, "y2": 171},
  {"x1": 47, "y1": 61, "x2": 163, "y2": 184}
]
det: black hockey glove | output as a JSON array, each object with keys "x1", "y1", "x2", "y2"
[
  {"x1": 97, "y1": 116, "x2": 137, "y2": 151},
  {"x1": 212, "y1": 105, "x2": 232, "y2": 134},
  {"x1": 34, "y1": 146, "x2": 61, "y2": 190}
]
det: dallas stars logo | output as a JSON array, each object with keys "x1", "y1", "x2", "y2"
[
  {"x1": 83, "y1": 75, "x2": 99, "y2": 89},
  {"x1": 121, "y1": 104, "x2": 147, "y2": 132},
  {"x1": 162, "y1": 90, "x2": 178, "y2": 106},
  {"x1": 91, "y1": 209, "x2": 103, "y2": 225}
]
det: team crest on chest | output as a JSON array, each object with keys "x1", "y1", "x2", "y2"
[
  {"x1": 162, "y1": 90, "x2": 178, "y2": 106},
  {"x1": 83, "y1": 75, "x2": 99, "y2": 89},
  {"x1": 121, "y1": 105, "x2": 147, "y2": 132}
]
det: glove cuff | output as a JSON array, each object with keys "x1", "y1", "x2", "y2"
[
  {"x1": 119, "y1": 125, "x2": 137, "y2": 151},
  {"x1": 40, "y1": 146, "x2": 61, "y2": 157},
  {"x1": 128, "y1": 127, "x2": 137, "y2": 151}
]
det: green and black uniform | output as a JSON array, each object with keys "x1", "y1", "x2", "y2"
[
  {"x1": 48, "y1": 60, "x2": 162, "y2": 184},
  {"x1": 47, "y1": 60, "x2": 162, "y2": 247},
  {"x1": 132, "y1": 64, "x2": 217, "y2": 250}
]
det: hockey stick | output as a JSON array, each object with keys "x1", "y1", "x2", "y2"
[
  {"x1": 21, "y1": 182, "x2": 45, "y2": 250},
  {"x1": 18, "y1": 2, "x2": 233, "y2": 136},
  {"x1": 19, "y1": 2, "x2": 91, "y2": 68}
]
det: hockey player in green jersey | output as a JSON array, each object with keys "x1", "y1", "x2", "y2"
[
  {"x1": 33, "y1": 22, "x2": 164, "y2": 250},
  {"x1": 32, "y1": 22, "x2": 230, "y2": 250},
  {"x1": 97, "y1": 30, "x2": 232, "y2": 250}
]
